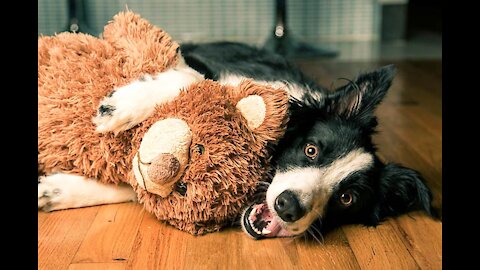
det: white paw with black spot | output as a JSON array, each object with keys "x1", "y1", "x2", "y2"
[
  {"x1": 38, "y1": 177, "x2": 61, "y2": 212},
  {"x1": 92, "y1": 80, "x2": 155, "y2": 134},
  {"x1": 38, "y1": 174, "x2": 77, "y2": 212},
  {"x1": 92, "y1": 90, "x2": 130, "y2": 134}
]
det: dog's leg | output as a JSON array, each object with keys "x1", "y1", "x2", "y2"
[
  {"x1": 93, "y1": 58, "x2": 204, "y2": 134},
  {"x1": 38, "y1": 173, "x2": 137, "y2": 212}
]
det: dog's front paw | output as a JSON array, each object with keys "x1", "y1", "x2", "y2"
[
  {"x1": 93, "y1": 101, "x2": 133, "y2": 135},
  {"x1": 38, "y1": 175, "x2": 71, "y2": 212},
  {"x1": 93, "y1": 79, "x2": 156, "y2": 134},
  {"x1": 92, "y1": 91, "x2": 135, "y2": 134}
]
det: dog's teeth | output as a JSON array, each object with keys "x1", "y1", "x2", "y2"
[
  {"x1": 253, "y1": 226, "x2": 261, "y2": 235},
  {"x1": 262, "y1": 228, "x2": 271, "y2": 235}
]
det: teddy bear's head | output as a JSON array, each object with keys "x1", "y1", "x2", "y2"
[{"x1": 129, "y1": 80, "x2": 289, "y2": 235}]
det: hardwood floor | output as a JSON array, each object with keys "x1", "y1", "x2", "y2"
[{"x1": 38, "y1": 60, "x2": 442, "y2": 270}]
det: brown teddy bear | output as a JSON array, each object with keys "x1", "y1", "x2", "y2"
[{"x1": 38, "y1": 11, "x2": 289, "y2": 235}]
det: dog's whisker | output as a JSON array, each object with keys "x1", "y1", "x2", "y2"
[
  {"x1": 307, "y1": 229, "x2": 323, "y2": 244},
  {"x1": 309, "y1": 225, "x2": 325, "y2": 244},
  {"x1": 309, "y1": 223, "x2": 322, "y2": 236},
  {"x1": 306, "y1": 209, "x2": 325, "y2": 243}
]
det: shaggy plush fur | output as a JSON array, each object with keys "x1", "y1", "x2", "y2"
[
  {"x1": 38, "y1": 11, "x2": 289, "y2": 235},
  {"x1": 38, "y1": 11, "x2": 179, "y2": 182}
]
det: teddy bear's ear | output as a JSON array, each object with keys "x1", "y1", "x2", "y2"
[
  {"x1": 101, "y1": 10, "x2": 180, "y2": 75},
  {"x1": 233, "y1": 80, "x2": 289, "y2": 143}
]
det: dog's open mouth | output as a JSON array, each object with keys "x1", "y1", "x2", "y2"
[{"x1": 242, "y1": 202, "x2": 297, "y2": 239}]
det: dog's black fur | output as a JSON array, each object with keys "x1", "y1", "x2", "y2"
[{"x1": 181, "y1": 42, "x2": 436, "y2": 236}]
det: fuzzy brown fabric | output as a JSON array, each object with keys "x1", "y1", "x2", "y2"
[
  {"x1": 38, "y1": 11, "x2": 289, "y2": 235},
  {"x1": 38, "y1": 11, "x2": 179, "y2": 183}
]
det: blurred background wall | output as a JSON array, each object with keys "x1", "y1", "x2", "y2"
[{"x1": 38, "y1": 0, "x2": 441, "y2": 61}]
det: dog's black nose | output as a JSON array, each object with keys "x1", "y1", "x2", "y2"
[{"x1": 274, "y1": 190, "x2": 305, "y2": 222}]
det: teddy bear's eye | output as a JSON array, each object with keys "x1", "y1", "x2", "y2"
[
  {"x1": 175, "y1": 182, "x2": 187, "y2": 196},
  {"x1": 195, "y1": 144, "x2": 205, "y2": 155}
]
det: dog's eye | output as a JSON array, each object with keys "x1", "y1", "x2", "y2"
[
  {"x1": 175, "y1": 182, "x2": 188, "y2": 196},
  {"x1": 340, "y1": 192, "x2": 354, "y2": 206},
  {"x1": 193, "y1": 144, "x2": 205, "y2": 155},
  {"x1": 304, "y1": 144, "x2": 319, "y2": 159}
]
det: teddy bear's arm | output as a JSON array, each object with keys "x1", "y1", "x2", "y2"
[
  {"x1": 38, "y1": 173, "x2": 137, "y2": 212},
  {"x1": 93, "y1": 61, "x2": 204, "y2": 134}
]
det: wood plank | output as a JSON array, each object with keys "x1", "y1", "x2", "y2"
[
  {"x1": 38, "y1": 207, "x2": 99, "y2": 270},
  {"x1": 296, "y1": 228, "x2": 361, "y2": 270},
  {"x1": 126, "y1": 212, "x2": 189, "y2": 270},
  {"x1": 38, "y1": 211, "x2": 49, "y2": 230},
  {"x1": 68, "y1": 262, "x2": 126, "y2": 270},
  {"x1": 403, "y1": 61, "x2": 442, "y2": 88},
  {"x1": 402, "y1": 106, "x2": 442, "y2": 141},
  {"x1": 388, "y1": 62, "x2": 442, "y2": 117},
  {"x1": 377, "y1": 104, "x2": 442, "y2": 173},
  {"x1": 197, "y1": 226, "x2": 360, "y2": 270},
  {"x1": 184, "y1": 228, "x2": 241, "y2": 270},
  {"x1": 343, "y1": 224, "x2": 419, "y2": 270},
  {"x1": 128, "y1": 212, "x2": 360, "y2": 270},
  {"x1": 72, "y1": 202, "x2": 145, "y2": 263},
  {"x1": 389, "y1": 213, "x2": 442, "y2": 270}
]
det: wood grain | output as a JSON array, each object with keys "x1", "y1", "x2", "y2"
[
  {"x1": 343, "y1": 223, "x2": 419, "y2": 270},
  {"x1": 296, "y1": 229, "x2": 361, "y2": 270},
  {"x1": 38, "y1": 207, "x2": 99, "y2": 270},
  {"x1": 38, "y1": 60, "x2": 442, "y2": 270},
  {"x1": 127, "y1": 212, "x2": 189, "y2": 270},
  {"x1": 391, "y1": 213, "x2": 442, "y2": 269},
  {"x1": 68, "y1": 263, "x2": 126, "y2": 270},
  {"x1": 72, "y1": 203, "x2": 145, "y2": 263},
  {"x1": 38, "y1": 211, "x2": 49, "y2": 230}
]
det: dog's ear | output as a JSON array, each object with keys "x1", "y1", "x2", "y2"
[
  {"x1": 371, "y1": 163, "x2": 434, "y2": 223},
  {"x1": 327, "y1": 65, "x2": 396, "y2": 126}
]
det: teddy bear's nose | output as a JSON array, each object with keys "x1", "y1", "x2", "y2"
[{"x1": 147, "y1": 153, "x2": 181, "y2": 184}]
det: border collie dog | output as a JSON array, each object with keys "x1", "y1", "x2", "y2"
[{"x1": 39, "y1": 42, "x2": 435, "y2": 239}]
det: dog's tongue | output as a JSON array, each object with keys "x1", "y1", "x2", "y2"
[{"x1": 242, "y1": 202, "x2": 295, "y2": 239}]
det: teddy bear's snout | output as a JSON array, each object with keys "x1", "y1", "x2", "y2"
[
  {"x1": 133, "y1": 118, "x2": 192, "y2": 196},
  {"x1": 147, "y1": 153, "x2": 181, "y2": 184}
]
